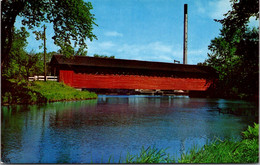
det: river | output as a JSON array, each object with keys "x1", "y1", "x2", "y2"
[{"x1": 1, "y1": 95, "x2": 257, "y2": 163}]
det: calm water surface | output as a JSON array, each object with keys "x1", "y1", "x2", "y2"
[{"x1": 1, "y1": 95, "x2": 257, "y2": 163}]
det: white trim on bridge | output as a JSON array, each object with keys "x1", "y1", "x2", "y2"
[{"x1": 28, "y1": 76, "x2": 58, "y2": 81}]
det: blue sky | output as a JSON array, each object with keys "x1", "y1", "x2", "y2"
[{"x1": 15, "y1": 0, "x2": 259, "y2": 64}]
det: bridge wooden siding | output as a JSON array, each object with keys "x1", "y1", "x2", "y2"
[
  {"x1": 60, "y1": 70, "x2": 212, "y2": 91},
  {"x1": 50, "y1": 55, "x2": 216, "y2": 91}
]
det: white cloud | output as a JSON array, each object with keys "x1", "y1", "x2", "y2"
[
  {"x1": 209, "y1": 0, "x2": 232, "y2": 19},
  {"x1": 150, "y1": 42, "x2": 172, "y2": 53},
  {"x1": 98, "y1": 41, "x2": 116, "y2": 49},
  {"x1": 195, "y1": 1, "x2": 206, "y2": 14},
  {"x1": 104, "y1": 31, "x2": 123, "y2": 37},
  {"x1": 188, "y1": 48, "x2": 208, "y2": 64},
  {"x1": 116, "y1": 42, "x2": 178, "y2": 61},
  {"x1": 189, "y1": 49, "x2": 204, "y2": 55},
  {"x1": 87, "y1": 40, "x2": 207, "y2": 64}
]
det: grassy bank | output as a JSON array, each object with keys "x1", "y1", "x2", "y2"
[
  {"x1": 121, "y1": 123, "x2": 259, "y2": 163},
  {"x1": 1, "y1": 79, "x2": 97, "y2": 105},
  {"x1": 178, "y1": 123, "x2": 259, "y2": 163},
  {"x1": 28, "y1": 81, "x2": 97, "y2": 102}
]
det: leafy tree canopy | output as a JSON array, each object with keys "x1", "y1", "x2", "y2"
[
  {"x1": 3, "y1": 27, "x2": 28, "y2": 78},
  {"x1": 2, "y1": 27, "x2": 55, "y2": 80},
  {"x1": 1, "y1": 0, "x2": 98, "y2": 66},
  {"x1": 93, "y1": 54, "x2": 115, "y2": 59},
  {"x1": 203, "y1": 0, "x2": 259, "y2": 99},
  {"x1": 216, "y1": 0, "x2": 259, "y2": 36}
]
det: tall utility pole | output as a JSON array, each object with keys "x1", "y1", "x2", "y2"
[
  {"x1": 43, "y1": 25, "x2": 47, "y2": 81},
  {"x1": 183, "y1": 4, "x2": 188, "y2": 64}
]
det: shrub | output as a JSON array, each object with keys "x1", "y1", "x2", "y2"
[
  {"x1": 242, "y1": 123, "x2": 259, "y2": 140},
  {"x1": 1, "y1": 79, "x2": 97, "y2": 105},
  {"x1": 178, "y1": 123, "x2": 259, "y2": 163}
]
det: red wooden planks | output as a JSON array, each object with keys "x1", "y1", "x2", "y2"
[
  {"x1": 59, "y1": 70, "x2": 74, "y2": 86},
  {"x1": 60, "y1": 70, "x2": 213, "y2": 91}
]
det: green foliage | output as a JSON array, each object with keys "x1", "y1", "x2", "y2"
[
  {"x1": 120, "y1": 124, "x2": 259, "y2": 164},
  {"x1": 93, "y1": 54, "x2": 115, "y2": 59},
  {"x1": 242, "y1": 123, "x2": 259, "y2": 140},
  {"x1": 1, "y1": 79, "x2": 46, "y2": 105},
  {"x1": 207, "y1": 27, "x2": 259, "y2": 99},
  {"x1": 2, "y1": 27, "x2": 29, "y2": 80},
  {"x1": 123, "y1": 146, "x2": 173, "y2": 163},
  {"x1": 203, "y1": 0, "x2": 259, "y2": 100},
  {"x1": 30, "y1": 51, "x2": 57, "y2": 76},
  {"x1": 178, "y1": 139, "x2": 258, "y2": 163},
  {"x1": 1, "y1": 80, "x2": 97, "y2": 105},
  {"x1": 216, "y1": 0, "x2": 259, "y2": 34},
  {"x1": 2, "y1": 27, "x2": 56, "y2": 81},
  {"x1": 28, "y1": 81, "x2": 97, "y2": 102},
  {"x1": 2, "y1": 0, "x2": 98, "y2": 65},
  {"x1": 178, "y1": 123, "x2": 259, "y2": 163},
  {"x1": 179, "y1": 140, "x2": 239, "y2": 163}
]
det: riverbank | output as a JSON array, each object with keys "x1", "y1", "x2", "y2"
[
  {"x1": 123, "y1": 123, "x2": 259, "y2": 163},
  {"x1": 178, "y1": 123, "x2": 259, "y2": 163},
  {"x1": 1, "y1": 79, "x2": 97, "y2": 105}
]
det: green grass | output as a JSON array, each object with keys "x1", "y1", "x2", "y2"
[
  {"x1": 178, "y1": 123, "x2": 259, "y2": 163},
  {"x1": 28, "y1": 81, "x2": 97, "y2": 102},
  {"x1": 121, "y1": 123, "x2": 259, "y2": 164},
  {"x1": 2, "y1": 79, "x2": 46, "y2": 105},
  {"x1": 123, "y1": 146, "x2": 174, "y2": 163},
  {"x1": 178, "y1": 139, "x2": 258, "y2": 163},
  {"x1": 1, "y1": 79, "x2": 97, "y2": 105}
]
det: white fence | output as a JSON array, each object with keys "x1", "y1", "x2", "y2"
[{"x1": 28, "y1": 76, "x2": 58, "y2": 81}]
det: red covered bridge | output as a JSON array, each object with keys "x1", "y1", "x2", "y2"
[{"x1": 50, "y1": 55, "x2": 216, "y2": 91}]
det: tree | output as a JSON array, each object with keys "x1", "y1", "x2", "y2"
[
  {"x1": 2, "y1": 27, "x2": 57, "y2": 80},
  {"x1": 33, "y1": 51, "x2": 58, "y2": 76},
  {"x1": 2, "y1": 27, "x2": 29, "y2": 80},
  {"x1": 204, "y1": 0, "x2": 259, "y2": 99},
  {"x1": 234, "y1": 28, "x2": 259, "y2": 97},
  {"x1": 216, "y1": 0, "x2": 259, "y2": 38},
  {"x1": 93, "y1": 54, "x2": 115, "y2": 59},
  {"x1": 1, "y1": 0, "x2": 98, "y2": 67}
]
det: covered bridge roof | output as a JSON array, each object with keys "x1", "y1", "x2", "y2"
[{"x1": 50, "y1": 55, "x2": 216, "y2": 75}]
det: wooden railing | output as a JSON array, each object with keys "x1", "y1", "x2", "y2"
[{"x1": 28, "y1": 76, "x2": 58, "y2": 81}]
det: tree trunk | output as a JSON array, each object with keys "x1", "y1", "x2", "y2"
[{"x1": 1, "y1": 0, "x2": 25, "y2": 67}]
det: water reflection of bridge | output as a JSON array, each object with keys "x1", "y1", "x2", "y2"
[{"x1": 50, "y1": 55, "x2": 216, "y2": 92}]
